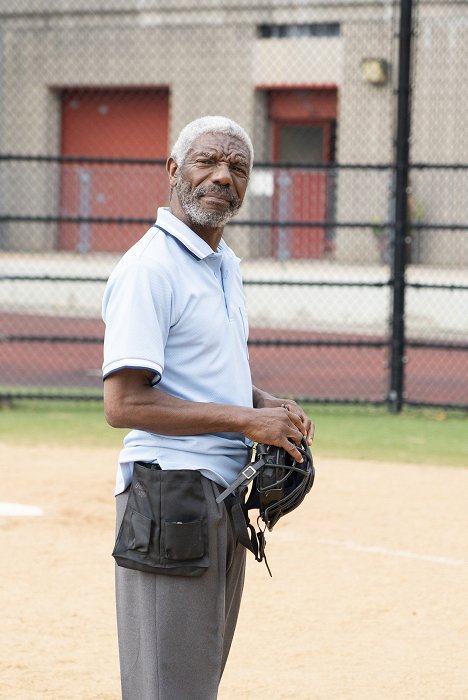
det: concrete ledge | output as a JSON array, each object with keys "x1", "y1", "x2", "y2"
[{"x1": 1, "y1": 253, "x2": 467, "y2": 340}]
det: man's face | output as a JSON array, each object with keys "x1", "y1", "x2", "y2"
[{"x1": 172, "y1": 132, "x2": 251, "y2": 228}]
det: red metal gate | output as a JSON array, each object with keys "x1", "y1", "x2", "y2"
[
  {"x1": 59, "y1": 88, "x2": 169, "y2": 253},
  {"x1": 268, "y1": 87, "x2": 337, "y2": 259}
]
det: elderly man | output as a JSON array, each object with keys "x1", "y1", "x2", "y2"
[{"x1": 102, "y1": 115, "x2": 314, "y2": 699}]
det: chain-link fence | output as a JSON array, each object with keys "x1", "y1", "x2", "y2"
[{"x1": 1, "y1": 0, "x2": 467, "y2": 409}]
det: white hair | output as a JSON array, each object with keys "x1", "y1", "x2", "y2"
[{"x1": 170, "y1": 115, "x2": 254, "y2": 170}]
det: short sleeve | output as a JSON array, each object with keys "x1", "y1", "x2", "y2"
[{"x1": 102, "y1": 260, "x2": 173, "y2": 381}]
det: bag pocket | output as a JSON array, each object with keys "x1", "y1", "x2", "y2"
[
  {"x1": 163, "y1": 520, "x2": 204, "y2": 560},
  {"x1": 129, "y1": 509, "x2": 153, "y2": 553}
]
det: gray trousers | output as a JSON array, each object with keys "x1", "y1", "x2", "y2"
[{"x1": 115, "y1": 474, "x2": 246, "y2": 700}]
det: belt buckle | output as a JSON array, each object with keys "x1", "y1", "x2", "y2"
[{"x1": 242, "y1": 464, "x2": 256, "y2": 480}]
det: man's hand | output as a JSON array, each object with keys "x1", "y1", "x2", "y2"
[
  {"x1": 251, "y1": 386, "x2": 315, "y2": 461},
  {"x1": 240, "y1": 405, "x2": 307, "y2": 463}
]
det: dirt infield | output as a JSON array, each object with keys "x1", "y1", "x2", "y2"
[{"x1": 1, "y1": 443, "x2": 467, "y2": 700}]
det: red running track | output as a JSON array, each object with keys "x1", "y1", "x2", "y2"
[{"x1": 1, "y1": 313, "x2": 467, "y2": 406}]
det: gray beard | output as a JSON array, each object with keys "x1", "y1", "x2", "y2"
[{"x1": 176, "y1": 180, "x2": 242, "y2": 228}]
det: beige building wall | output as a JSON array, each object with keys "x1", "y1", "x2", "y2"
[
  {"x1": 334, "y1": 16, "x2": 395, "y2": 264},
  {"x1": 410, "y1": 8, "x2": 468, "y2": 266},
  {"x1": 0, "y1": 0, "x2": 466, "y2": 265},
  {"x1": 0, "y1": 8, "x2": 258, "y2": 253}
]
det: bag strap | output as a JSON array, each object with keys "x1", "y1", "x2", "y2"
[
  {"x1": 216, "y1": 456, "x2": 267, "y2": 504},
  {"x1": 224, "y1": 490, "x2": 272, "y2": 577}
]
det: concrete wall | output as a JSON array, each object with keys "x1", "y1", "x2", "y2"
[
  {"x1": 0, "y1": 0, "x2": 466, "y2": 265},
  {"x1": 409, "y1": 9, "x2": 468, "y2": 267}
]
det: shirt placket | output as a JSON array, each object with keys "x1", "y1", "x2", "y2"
[{"x1": 205, "y1": 254, "x2": 228, "y2": 314}]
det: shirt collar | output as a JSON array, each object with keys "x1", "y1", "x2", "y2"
[{"x1": 155, "y1": 207, "x2": 230, "y2": 261}]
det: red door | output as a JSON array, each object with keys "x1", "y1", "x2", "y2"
[
  {"x1": 269, "y1": 88, "x2": 337, "y2": 259},
  {"x1": 59, "y1": 88, "x2": 169, "y2": 252}
]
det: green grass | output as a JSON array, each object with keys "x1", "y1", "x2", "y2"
[
  {"x1": 0, "y1": 386, "x2": 104, "y2": 396},
  {"x1": 0, "y1": 400, "x2": 125, "y2": 449},
  {"x1": 0, "y1": 400, "x2": 467, "y2": 467},
  {"x1": 303, "y1": 403, "x2": 468, "y2": 467}
]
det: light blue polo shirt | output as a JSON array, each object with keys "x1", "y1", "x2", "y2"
[{"x1": 102, "y1": 207, "x2": 253, "y2": 495}]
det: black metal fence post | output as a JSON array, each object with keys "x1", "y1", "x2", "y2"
[{"x1": 389, "y1": 0, "x2": 414, "y2": 413}]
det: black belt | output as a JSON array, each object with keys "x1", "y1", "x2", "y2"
[{"x1": 136, "y1": 461, "x2": 162, "y2": 471}]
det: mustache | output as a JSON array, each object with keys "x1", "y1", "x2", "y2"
[{"x1": 193, "y1": 184, "x2": 240, "y2": 207}]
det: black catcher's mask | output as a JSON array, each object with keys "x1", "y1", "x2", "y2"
[{"x1": 245, "y1": 437, "x2": 315, "y2": 531}]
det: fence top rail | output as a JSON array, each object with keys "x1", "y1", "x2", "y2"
[
  {"x1": 2, "y1": 153, "x2": 468, "y2": 171},
  {"x1": 0, "y1": 274, "x2": 392, "y2": 288},
  {"x1": 2, "y1": 214, "x2": 468, "y2": 231}
]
